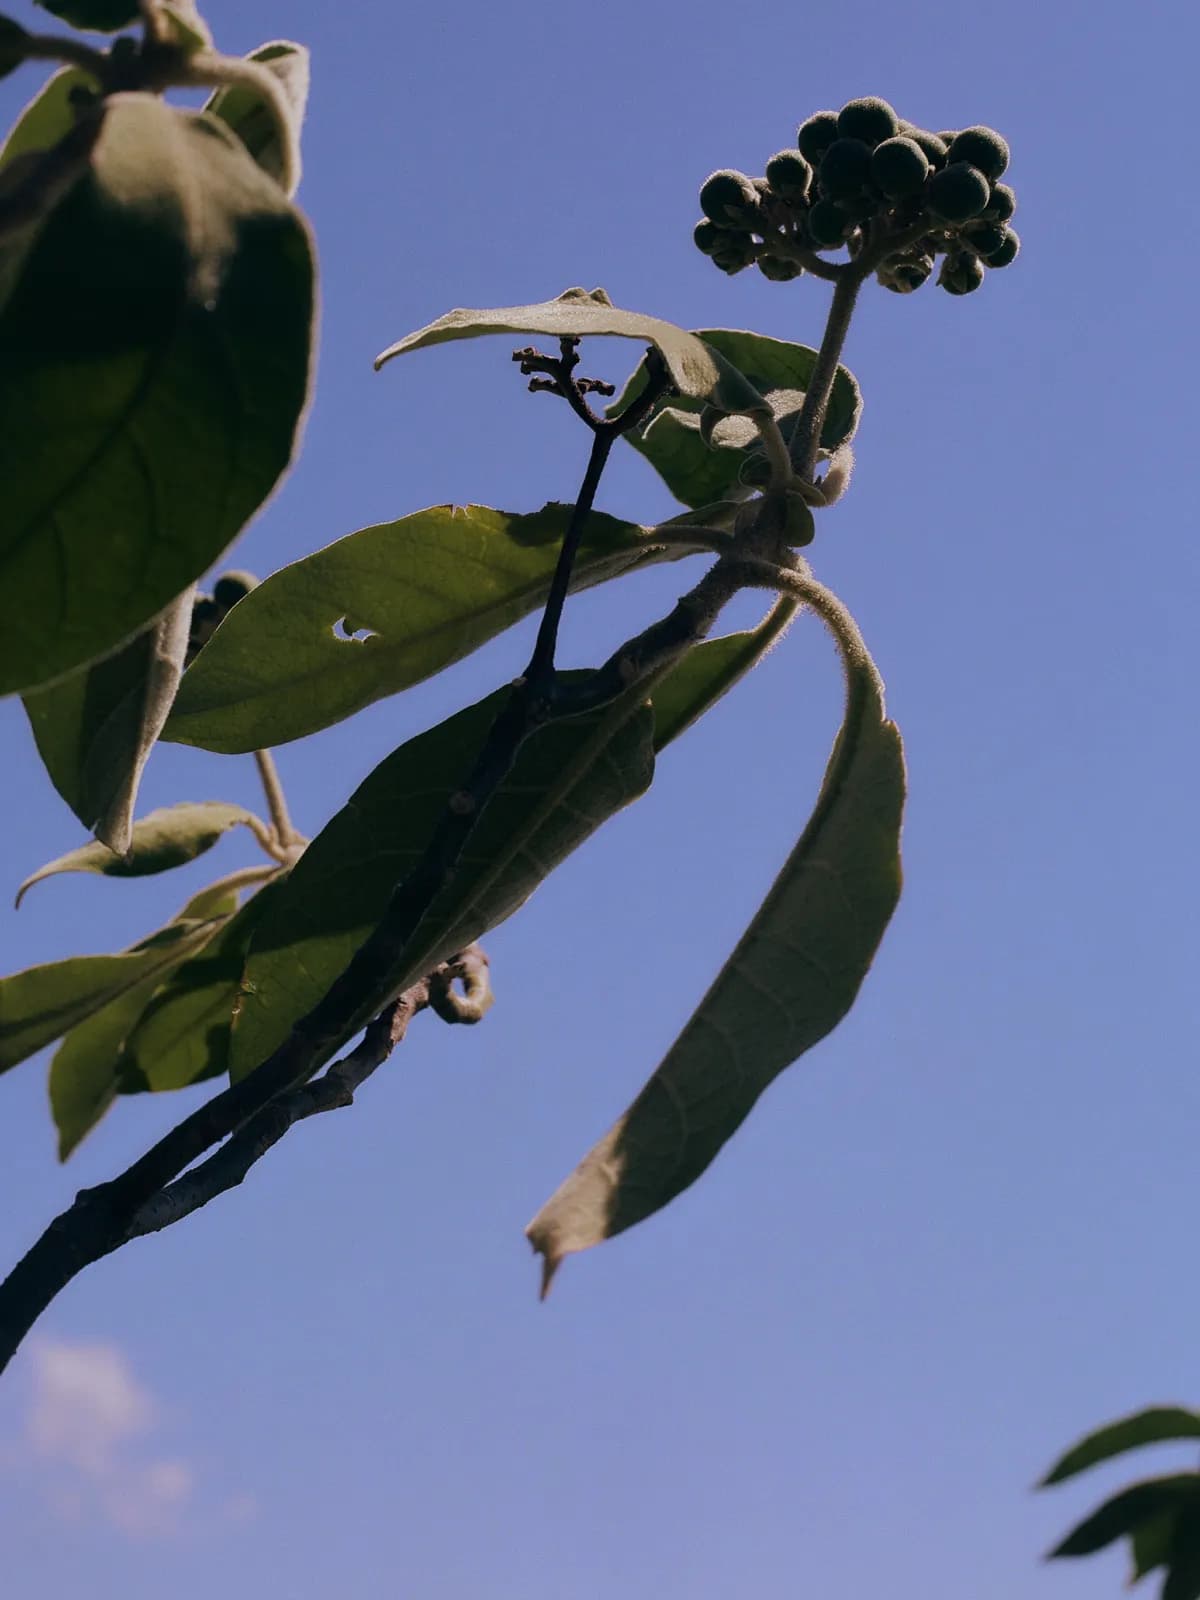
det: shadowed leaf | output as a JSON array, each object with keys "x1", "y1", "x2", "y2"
[
  {"x1": 528, "y1": 624, "x2": 904, "y2": 1291},
  {"x1": 166, "y1": 502, "x2": 696, "y2": 753},
  {"x1": 16, "y1": 801, "x2": 261, "y2": 906},
  {"x1": 1050, "y1": 1478, "x2": 1200, "y2": 1559},
  {"x1": 22, "y1": 589, "x2": 194, "y2": 851},
  {"x1": 608, "y1": 328, "x2": 861, "y2": 509},
  {"x1": 1042, "y1": 1409, "x2": 1200, "y2": 1487},
  {"x1": 375, "y1": 287, "x2": 769, "y2": 415},
  {"x1": 0, "y1": 92, "x2": 313, "y2": 694},
  {"x1": 34, "y1": 0, "x2": 138, "y2": 30},
  {"x1": 205, "y1": 40, "x2": 309, "y2": 194},
  {"x1": 0, "y1": 17, "x2": 29, "y2": 82}
]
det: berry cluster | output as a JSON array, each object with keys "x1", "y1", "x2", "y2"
[{"x1": 693, "y1": 97, "x2": 1019, "y2": 296}]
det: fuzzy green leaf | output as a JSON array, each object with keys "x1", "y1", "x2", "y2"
[
  {"x1": 15, "y1": 801, "x2": 260, "y2": 906},
  {"x1": 204, "y1": 41, "x2": 309, "y2": 194},
  {"x1": 1043, "y1": 1410, "x2": 1200, "y2": 1487},
  {"x1": 229, "y1": 680, "x2": 657, "y2": 1081},
  {"x1": 1050, "y1": 1478, "x2": 1200, "y2": 1560},
  {"x1": 0, "y1": 92, "x2": 314, "y2": 695},
  {"x1": 650, "y1": 605, "x2": 794, "y2": 751},
  {"x1": 23, "y1": 589, "x2": 193, "y2": 852},
  {"x1": 0, "y1": 889, "x2": 233, "y2": 1073},
  {"x1": 375, "y1": 287, "x2": 769, "y2": 415},
  {"x1": 0, "y1": 66, "x2": 95, "y2": 175},
  {"x1": 528, "y1": 637, "x2": 904, "y2": 1289},
  {"x1": 608, "y1": 328, "x2": 861, "y2": 509},
  {"x1": 165, "y1": 503, "x2": 693, "y2": 754},
  {"x1": 34, "y1": 0, "x2": 138, "y2": 31}
]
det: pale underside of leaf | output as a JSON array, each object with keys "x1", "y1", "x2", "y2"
[
  {"x1": 527, "y1": 637, "x2": 905, "y2": 1293},
  {"x1": 204, "y1": 41, "x2": 310, "y2": 194}
]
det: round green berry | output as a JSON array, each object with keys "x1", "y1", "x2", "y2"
[
  {"x1": 765, "y1": 148, "x2": 813, "y2": 204},
  {"x1": 927, "y1": 161, "x2": 990, "y2": 222},
  {"x1": 699, "y1": 169, "x2": 761, "y2": 228},
  {"x1": 985, "y1": 226, "x2": 1019, "y2": 267},
  {"x1": 693, "y1": 220, "x2": 726, "y2": 256},
  {"x1": 984, "y1": 182, "x2": 1016, "y2": 222},
  {"x1": 807, "y1": 198, "x2": 848, "y2": 246},
  {"x1": 819, "y1": 138, "x2": 872, "y2": 200},
  {"x1": 938, "y1": 252, "x2": 985, "y2": 295},
  {"x1": 758, "y1": 253, "x2": 804, "y2": 282},
  {"x1": 948, "y1": 126, "x2": 1009, "y2": 181},
  {"x1": 836, "y1": 96, "x2": 898, "y2": 147},
  {"x1": 213, "y1": 570, "x2": 258, "y2": 610},
  {"x1": 871, "y1": 136, "x2": 930, "y2": 198},
  {"x1": 797, "y1": 110, "x2": 839, "y2": 163}
]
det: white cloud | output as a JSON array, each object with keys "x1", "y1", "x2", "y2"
[{"x1": 8, "y1": 1339, "x2": 208, "y2": 1538}]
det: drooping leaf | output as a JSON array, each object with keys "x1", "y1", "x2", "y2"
[
  {"x1": 157, "y1": 0, "x2": 211, "y2": 52},
  {"x1": 1042, "y1": 1410, "x2": 1200, "y2": 1487},
  {"x1": 0, "y1": 16, "x2": 29, "y2": 81},
  {"x1": 0, "y1": 92, "x2": 314, "y2": 695},
  {"x1": 22, "y1": 588, "x2": 194, "y2": 852},
  {"x1": 229, "y1": 679, "x2": 657, "y2": 1081},
  {"x1": 121, "y1": 876, "x2": 286, "y2": 1093},
  {"x1": 0, "y1": 887, "x2": 234, "y2": 1072},
  {"x1": 1050, "y1": 1478, "x2": 1200, "y2": 1560},
  {"x1": 204, "y1": 41, "x2": 309, "y2": 194},
  {"x1": 650, "y1": 602, "x2": 795, "y2": 751},
  {"x1": 375, "y1": 287, "x2": 770, "y2": 416},
  {"x1": 608, "y1": 328, "x2": 862, "y2": 509},
  {"x1": 166, "y1": 502, "x2": 693, "y2": 753},
  {"x1": 527, "y1": 625, "x2": 905, "y2": 1290},
  {"x1": 15, "y1": 801, "x2": 261, "y2": 906},
  {"x1": 33, "y1": 0, "x2": 138, "y2": 30}
]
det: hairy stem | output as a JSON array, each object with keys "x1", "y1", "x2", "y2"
[
  {"x1": 253, "y1": 749, "x2": 300, "y2": 855},
  {"x1": 787, "y1": 270, "x2": 864, "y2": 481}
]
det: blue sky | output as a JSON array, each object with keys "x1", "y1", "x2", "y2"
[{"x1": 0, "y1": 0, "x2": 1197, "y2": 1595}]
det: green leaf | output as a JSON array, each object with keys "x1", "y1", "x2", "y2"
[
  {"x1": 1042, "y1": 1410, "x2": 1200, "y2": 1487},
  {"x1": 166, "y1": 502, "x2": 692, "y2": 754},
  {"x1": 22, "y1": 588, "x2": 194, "y2": 852},
  {"x1": 527, "y1": 629, "x2": 905, "y2": 1289},
  {"x1": 1163, "y1": 1526, "x2": 1200, "y2": 1600},
  {"x1": 205, "y1": 41, "x2": 309, "y2": 194},
  {"x1": 0, "y1": 67, "x2": 95, "y2": 175},
  {"x1": 157, "y1": 0, "x2": 211, "y2": 52},
  {"x1": 608, "y1": 328, "x2": 862, "y2": 509},
  {"x1": 229, "y1": 679, "x2": 657, "y2": 1081},
  {"x1": 0, "y1": 92, "x2": 314, "y2": 696},
  {"x1": 375, "y1": 287, "x2": 770, "y2": 415},
  {"x1": 1132, "y1": 1514, "x2": 1179, "y2": 1583},
  {"x1": 1050, "y1": 1478, "x2": 1200, "y2": 1560},
  {"x1": 15, "y1": 801, "x2": 261, "y2": 906},
  {"x1": 651, "y1": 604, "x2": 795, "y2": 751},
  {"x1": 34, "y1": 0, "x2": 138, "y2": 29},
  {"x1": 0, "y1": 16, "x2": 29, "y2": 81},
  {"x1": 0, "y1": 890, "x2": 233, "y2": 1073}
]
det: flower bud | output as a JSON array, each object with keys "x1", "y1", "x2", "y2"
[
  {"x1": 807, "y1": 198, "x2": 849, "y2": 246},
  {"x1": 983, "y1": 182, "x2": 1016, "y2": 222},
  {"x1": 765, "y1": 148, "x2": 813, "y2": 204},
  {"x1": 213, "y1": 571, "x2": 259, "y2": 610},
  {"x1": 699, "y1": 169, "x2": 761, "y2": 228},
  {"x1": 758, "y1": 253, "x2": 804, "y2": 281},
  {"x1": 984, "y1": 226, "x2": 1019, "y2": 267}
]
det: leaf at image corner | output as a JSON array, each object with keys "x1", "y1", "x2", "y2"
[
  {"x1": 34, "y1": 0, "x2": 139, "y2": 31},
  {"x1": 0, "y1": 93, "x2": 314, "y2": 695}
]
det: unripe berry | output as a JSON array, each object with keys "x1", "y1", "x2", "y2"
[
  {"x1": 983, "y1": 182, "x2": 1016, "y2": 222},
  {"x1": 765, "y1": 148, "x2": 813, "y2": 204},
  {"x1": 819, "y1": 138, "x2": 872, "y2": 200},
  {"x1": 985, "y1": 226, "x2": 1019, "y2": 267},
  {"x1": 693, "y1": 220, "x2": 726, "y2": 256},
  {"x1": 213, "y1": 570, "x2": 258, "y2": 610},
  {"x1": 871, "y1": 136, "x2": 930, "y2": 199},
  {"x1": 900, "y1": 126, "x2": 949, "y2": 168},
  {"x1": 797, "y1": 110, "x2": 839, "y2": 163},
  {"x1": 807, "y1": 198, "x2": 848, "y2": 247},
  {"x1": 962, "y1": 221, "x2": 1006, "y2": 259},
  {"x1": 758, "y1": 253, "x2": 803, "y2": 281},
  {"x1": 711, "y1": 234, "x2": 756, "y2": 274},
  {"x1": 836, "y1": 96, "x2": 898, "y2": 147},
  {"x1": 936, "y1": 130, "x2": 958, "y2": 146},
  {"x1": 927, "y1": 161, "x2": 990, "y2": 222},
  {"x1": 938, "y1": 252, "x2": 985, "y2": 295},
  {"x1": 948, "y1": 125, "x2": 1009, "y2": 181},
  {"x1": 879, "y1": 249, "x2": 934, "y2": 293},
  {"x1": 699, "y1": 169, "x2": 761, "y2": 228}
]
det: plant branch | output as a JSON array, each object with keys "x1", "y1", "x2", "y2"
[
  {"x1": 253, "y1": 749, "x2": 304, "y2": 860},
  {"x1": 786, "y1": 268, "x2": 864, "y2": 481},
  {"x1": 14, "y1": 31, "x2": 110, "y2": 79},
  {"x1": 174, "y1": 51, "x2": 300, "y2": 195}
]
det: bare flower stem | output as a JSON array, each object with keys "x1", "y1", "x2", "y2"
[{"x1": 787, "y1": 269, "x2": 865, "y2": 481}]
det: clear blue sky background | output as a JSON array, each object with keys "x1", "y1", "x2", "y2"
[{"x1": 0, "y1": 1, "x2": 1197, "y2": 1594}]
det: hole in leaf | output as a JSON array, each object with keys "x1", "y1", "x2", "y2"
[{"x1": 331, "y1": 617, "x2": 378, "y2": 643}]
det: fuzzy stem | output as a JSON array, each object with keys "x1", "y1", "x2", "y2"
[{"x1": 787, "y1": 270, "x2": 864, "y2": 481}]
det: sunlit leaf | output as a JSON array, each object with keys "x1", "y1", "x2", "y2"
[
  {"x1": 229, "y1": 679, "x2": 657, "y2": 1080},
  {"x1": 375, "y1": 287, "x2": 769, "y2": 415},
  {"x1": 1042, "y1": 1409, "x2": 1200, "y2": 1487},
  {"x1": 15, "y1": 801, "x2": 261, "y2": 906},
  {"x1": 0, "y1": 92, "x2": 314, "y2": 695},
  {"x1": 608, "y1": 328, "x2": 862, "y2": 509},
  {"x1": 528, "y1": 627, "x2": 904, "y2": 1290},
  {"x1": 205, "y1": 41, "x2": 309, "y2": 194},
  {"x1": 22, "y1": 589, "x2": 194, "y2": 852},
  {"x1": 166, "y1": 502, "x2": 692, "y2": 753}
]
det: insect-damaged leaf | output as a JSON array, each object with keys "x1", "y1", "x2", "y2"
[
  {"x1": 0, "y1": 92, "x2": 313, "y2": 695},
  {"x1": 205, "y1": 41, "x2": 309, "y2": 195},
  {"x1": 527, "y1": 629, "x2": 905, "y2": 1292},
  {"x1": 228, "y1": 679, "x2": 657, "y2": 1080},
  {"x1": 608, "y1": 328, "x2": 862, "y2": 509},
  {"x1": 166, "y1": 502, "x2": 697, "y2": 754},
  {"x1": 22, "y1": 589, "x2": 194, "y2": 853},
  {"x1": 15, "y1": 800, "x2": 261, "y2": 906},
  {"x1": 375, "y1": 287, "x2": 769, "y2": 417}
]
